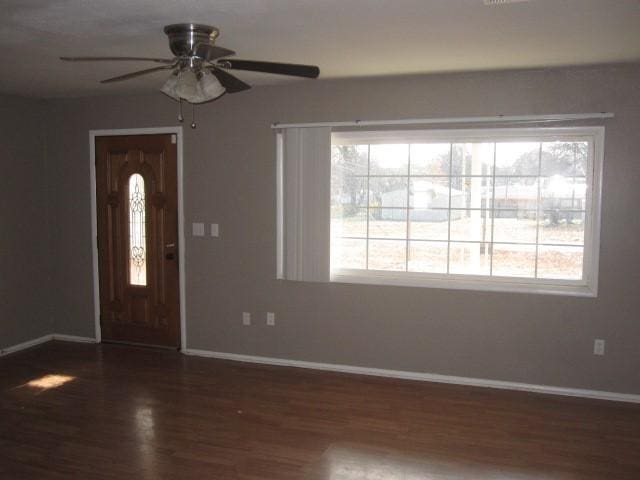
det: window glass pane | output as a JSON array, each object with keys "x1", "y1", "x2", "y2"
[
  {"x1": 541, "y1": 177, "x2": 586, "y2": 210},
  {"x1": 410, "y1": 144, "x2": 450, "y2": 175},
  {"x1": 492, "y1": 243, "x2": 536, "y2": 277},
  {"x1": 370, "y1": 177, "x2": 408, "y2": 208},
  {"x1": 408, "y1": 241, "x2": 448, "y2": 273},
  {"x1": 537, "y1": 245, "x2": 583, "y2": 280},
  {"x1": 449, "y1": 210, "x2": 492, "y2": 242},
  {"x1": 492, "y1": 211, "x2": 538, "y2": 243},
  {"x1": 574, "y1": 143, "x2": 588, "y2": 177},
  {"x1": 331, "y1": 145, "x2": 368, "y2": 176},
  {"x1": 495, "y1": 142, "x2": 540, "y2": 176},
  {"x1": 540, "y1": 141, "x2": 588, "y2": 176},
  {"x1": 451, "y1": 143, "x2": 494, "y2": 176},
  {"x1": 493, "y1": 177, "x2": 539, "y2": 211},
  {"x1": 572, "y1": 178, "x2": 587, "y2": 209},
  {"x1": 368, "y1": 240, "x2": 406, "y2": 271},
  {"x1": 128, "y1": 173, "x2": 146, "y2": 286},
  {"x1": 450, "y1": 242, "x2": 491, "y2": 275},
  {"x1": 540, "y1": 211, "x2": 585, "y2": 245},
  {"x1": 369, "y1": 208, "x2": 407, "y2": 238},
  {"x1": 409, "y1": 178, "x2": 450, "y2": 208},
  {"x1": 331, "y1": 238, "x2": 366, "y2": 269},
  {"x1": 409, "y1": 209, "x2": 449, "y2": 240},
  {"x1": 370, "y1": 144, "x2": 408, "y2": 175},
  {"x1": 332, "y1": 174, "x2": 367, "y2": 208},
  {"x1": 331, "y1": 207, "x2": 367, "y2": 238},
  {"x1": 452, "y1": 176, "x2": 493, "y2": 209}
]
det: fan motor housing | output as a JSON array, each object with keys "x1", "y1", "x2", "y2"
[{"x1": 164, "y1": 24, "x2": 219, "y2": 57}]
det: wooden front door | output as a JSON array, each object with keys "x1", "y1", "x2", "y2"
[{"x1": 96, "y1": 134, "x2": 180, "y2": 348}]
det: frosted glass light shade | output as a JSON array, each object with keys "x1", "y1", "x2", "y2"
[
  {"x1": 175, "y1": 70, "x2": 199, "y2": 100},
  {"x1": 197, "y1": 70, "x2": 226, "y2": 103},
  {"x1": 160, "y1": 73, "x2": 179, "y2": 100},
  {"x1": 160, "y1": 69, "x2": 226, "y2": 104}
]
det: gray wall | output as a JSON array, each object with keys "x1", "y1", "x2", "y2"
[
  {"x1": 45, "y1": 64, "x2": 640, "y2": 394},
  {"x1": 0, "y1": 95, "x2": 52, "y2": 350}
]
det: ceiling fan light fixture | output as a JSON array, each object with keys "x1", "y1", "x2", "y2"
[{"x1": 160, "y1": 68, "x2": 226, "y2": 104}]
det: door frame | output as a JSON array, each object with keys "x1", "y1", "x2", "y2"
[{"x1": 89, "y1": 127, "x2": 187, "y2": 350}]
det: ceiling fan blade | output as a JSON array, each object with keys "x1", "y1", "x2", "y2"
[
  {"x1": 208, "y1": 67, "x2": 251, "y2": 93},
  {"x1": 61, "y1": 56, "x2": 175, "y2": 64},
  {"x1": 193, "y1": 43, "x2": 235, "y2": 61},
  {"x1": 100, "y1": 65, "x2": 174, "y2": 84},
  {"x1": 217, "y1": 59, "x2": 320, "y2": 78}
]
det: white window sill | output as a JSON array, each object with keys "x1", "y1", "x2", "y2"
[{"x1": 331, "y1": 269, "x2": 597, "y2": 297}]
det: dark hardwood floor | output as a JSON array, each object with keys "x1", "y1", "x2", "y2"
[{"x1": 1, "y1": 341, "x2": 639, "y2": 479}]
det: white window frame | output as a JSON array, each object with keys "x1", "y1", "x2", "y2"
[{"x1": 330, "y1": 126, "x2": 604, "y2": 297}]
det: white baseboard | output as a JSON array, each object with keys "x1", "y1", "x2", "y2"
[
  {"x1": 52, "y1": 334, "x2": 97, "y2": 343},
  {"x1": 0, "y1": 333, "x2": 97, "y2": 358},
  {"x1": 0, "y1": 334, "x2": 53, "y2": 357},
  {"x1": 4, "y1": 335, "x2": 638, "y2": 404},
  {"x1": 183, "y1": 348, "x2": 640, "y2": 404}
]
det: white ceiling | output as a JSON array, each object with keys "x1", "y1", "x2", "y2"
[{"x1": 1, "y1": 0, "x2": 639, "y2": 98}]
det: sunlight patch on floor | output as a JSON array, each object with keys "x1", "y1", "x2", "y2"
[{"x1": 23, "y1": 374, "x2": 75, "y2": 390}]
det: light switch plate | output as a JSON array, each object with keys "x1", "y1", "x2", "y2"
[
  {"x1": 211, "y1": 223, "x2": 219, "y2": 237},
  {"x1": 266, "y1": 312, "x2": 275, "y2": 326},
  {"x1": 192, "y1": 222, "x2": 205, "y2": 237},
  {"x1": 242, "y1": 312, "x2": 251, "y2": 326}
]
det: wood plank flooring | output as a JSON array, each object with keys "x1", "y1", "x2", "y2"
[{"x1": 1, "y1": 341, "x2": 639, "y2": 479}]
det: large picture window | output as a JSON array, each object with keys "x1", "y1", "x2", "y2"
[{"x1": 329, "y1": 127, "x2": 603, "y2": 296}]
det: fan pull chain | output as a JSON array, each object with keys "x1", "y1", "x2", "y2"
[
  {"x1": 177, "y1": 98, "x2": 184, "y2": 123},
  {"x1": 190, "y1": 103, "x2": 197, "y2": 129}
]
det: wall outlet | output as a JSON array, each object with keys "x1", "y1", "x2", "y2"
[
  {"x1": 594, "y1": 339, "x2": 605, "y2": 356},
  {"x1": 242, "y1": 312, "x2": 251, "y2": 326},
  {"x1": 210, "y1": 223, "x2": 219, "y2": 237},
  {"x1": 266, "y1": 312, "x2": 275, "y2": 326}
]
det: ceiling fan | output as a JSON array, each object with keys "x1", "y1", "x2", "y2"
[{"x1": 61, "y1": 23, "x2": 320, "y2": 128}]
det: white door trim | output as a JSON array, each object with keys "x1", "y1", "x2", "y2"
[{"x1": 89, "y1": 127, "x2": 187, "y2": 350}]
